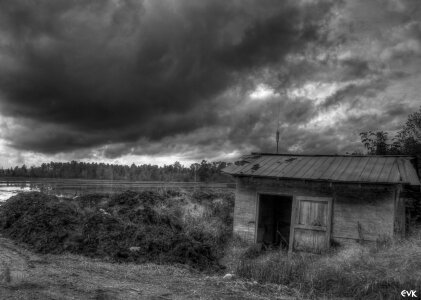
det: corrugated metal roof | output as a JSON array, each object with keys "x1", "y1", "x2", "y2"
[{"x1": 222, "y1": 154, "x2": 420, "y2": 185}]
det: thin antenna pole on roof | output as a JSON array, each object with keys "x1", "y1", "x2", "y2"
[{"x1": 276, "y1": 92, "x2": 282, "y2": 153}]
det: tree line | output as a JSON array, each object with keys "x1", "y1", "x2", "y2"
[
  {"x1": 0, "y1": 160, "x2": 233, "y2": 182},
  {"x1": 358, "y1": 106, "x2": 421, "y2": 155}
]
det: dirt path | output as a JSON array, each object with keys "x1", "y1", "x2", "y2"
[{"x1": 0, "y1": 236, "x2": 296, "y2": 300}]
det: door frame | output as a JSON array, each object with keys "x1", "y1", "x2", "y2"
[
  {"x1": 288, "y1": 196, "x2": 333, "y2": 253},
  {"x1": 255, "y1": 192, "x2": 294, "y2": 244}
]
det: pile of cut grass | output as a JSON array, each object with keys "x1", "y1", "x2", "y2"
[
  {"x1": 235, "y1": 234, "x2": 421, "y2": 298},
  {"x1": 0, "y1": 189, "x2": 234, "y2": 270}
]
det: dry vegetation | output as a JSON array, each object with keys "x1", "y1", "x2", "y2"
[
  {"x1": 0, "y1": 236, "x2": 292, "y2": 300},
  {"x1": 0, "y1": 189, "x2": 420, "y2": 299},
  {"x1": 234, "y1": 230, "x2": 421, "y2": 299},
  {"x1": 0, "y1": 189, "x2": 234, "y2": 270}
]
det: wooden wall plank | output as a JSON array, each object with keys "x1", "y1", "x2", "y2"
[
  {"x1": 288, "y1": 196, "x2": 298, "y2": 253},
  {"x1": 292, "y1": 196, "x2": 331, "y2": 252},
  {"x1": 326, "y1": 196, "x2": 333, "y2": 248},
  {"x1": 293, "y1": 228, "x2": 327, "y2": 253},
  {"x1": 332, "y1": 185, "x2": 395, "y2": 241},
  {"x1": 234, "y1": 177, "x2": 397, "y2": 246},
  {"x1": 233, "y1": 178, "x2": 258, "y2": 243},
  {"x1": 394, "y1": 186, "x2": 406, "y2": 238}
]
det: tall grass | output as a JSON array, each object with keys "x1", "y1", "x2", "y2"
[
  {"x1": 236, "y1": 232, "x2": 421, "y2": 298},
  {"x1": 237, "y1": 251, "x2": 311, "y2": 286}
]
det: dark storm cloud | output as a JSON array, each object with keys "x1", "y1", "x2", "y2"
[
  {"x1": 0, "y1": 0, "x2": 335, "y2": 154},
  {"x1": 104, "y1": 93, "x2": 319, "y2": 159},
  {"x1": 322, "y1": 78, "x2": 388, "y2": 109},
  {"x1": 2, "y1": 0, "x2": 420, "y2": 166},
  {"x1": 338, "y1": 58, "x2": 372, "y2": 79}
]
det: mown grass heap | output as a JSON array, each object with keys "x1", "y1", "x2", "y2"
[{"x1": 0, "y1": 190, "x2": 234, "y2": 270}]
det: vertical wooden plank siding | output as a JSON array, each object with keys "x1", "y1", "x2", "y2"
[
  {"x1": 394, "y1": 185, "x2": 405, "y2": 238},
  {"x1": 233, "y1": 177, "x2": 398, "y2": 247},
  {"x1": 233, "y1": 178, "x2": 258, "y2": 242},
  {"x1": 288, "y1": 196, "x2": 298, "y2": 253},
  {"x1": 326, "y1": 195, "x2": 333, "y2": 248},
  {"x1": 332, "y1": 184, "x2": 395, "y2": 241},
  {"x1": 291, "y1": 196, "x2": 332, "y2": 253},
  {"x1": 298, "y1": 200, "x2": 328, "y2": 226}
]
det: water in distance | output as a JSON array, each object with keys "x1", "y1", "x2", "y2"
[{"x1": 0, "y1": 178, "x2": 235, "y2": 202}]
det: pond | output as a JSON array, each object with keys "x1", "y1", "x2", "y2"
[{"x1": 0, "y1": 178, "x2": 235, "y2": 201}]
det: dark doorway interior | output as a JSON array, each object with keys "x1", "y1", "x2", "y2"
[{"x1": 256, "y1": 194, "x2": 293, "y2": 248}]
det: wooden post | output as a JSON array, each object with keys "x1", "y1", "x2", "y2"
[{"x1": 288, "y1": 196, "x2": 297, "y2": 254}]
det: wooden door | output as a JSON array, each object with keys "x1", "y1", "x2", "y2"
[{"x1": 289, "y1": 196, "x2": 332, "y2": 253}]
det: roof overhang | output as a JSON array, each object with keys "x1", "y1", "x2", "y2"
[{"x1": 222, "y1": 153, "x2": 420, "y2": 186}]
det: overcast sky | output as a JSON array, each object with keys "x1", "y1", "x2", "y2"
[{"x1": 0, "y1": 0, "x2": 420, "y2": 167}]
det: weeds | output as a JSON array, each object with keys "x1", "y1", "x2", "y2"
[
  {"x1": 236, "y1": 250, "x2": 312, "y2": 286},
  {"x1": 235, "y1": 236, "x2": 421, "y2": 298},
  {"x1": 241, "y1": 244, "x2": 262, "y2": 260}
]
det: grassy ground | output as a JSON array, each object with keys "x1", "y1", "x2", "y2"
[
  {"x1": 234, "y1": 230, "x2": 421, "y2": 299},
  {"x1": 0, "y1": 236, "x2": 297, "y2": 300}
]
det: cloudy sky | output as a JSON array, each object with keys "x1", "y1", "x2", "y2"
[{"x1": 0, "y1": 0, "x2": 420, "y2": 167}]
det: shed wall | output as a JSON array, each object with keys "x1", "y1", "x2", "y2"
[
  {"x1": 233, "y1": 182, "x2": 257, "y2": 242},
  {"x1": 234, "y1": 177, "x2": 397, "y2": 244}
]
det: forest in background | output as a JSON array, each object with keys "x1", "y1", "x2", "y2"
[{"x1": 0, "y1": 160, "x2": 232, "y2": 182}]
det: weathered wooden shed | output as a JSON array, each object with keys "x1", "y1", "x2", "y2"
[{"x1": 223, "y1": 153, "x2": 421, "y2": 253}]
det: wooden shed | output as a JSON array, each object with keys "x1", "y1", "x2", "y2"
[{"x1": 223, "y1": 153, "x2": 421, "y2": 253}]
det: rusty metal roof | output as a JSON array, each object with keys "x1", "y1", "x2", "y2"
[{"x1": 222, "y1": 153, "x2": 420, "y2": 185}]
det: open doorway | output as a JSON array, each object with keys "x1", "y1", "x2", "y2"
[{"x1": 256, "y1": 194, "x2": 293, "y2": 249}]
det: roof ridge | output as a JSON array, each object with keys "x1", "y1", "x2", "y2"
[{"x1": 250, "y1": 152, "x2": 415, "y2": 158}]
